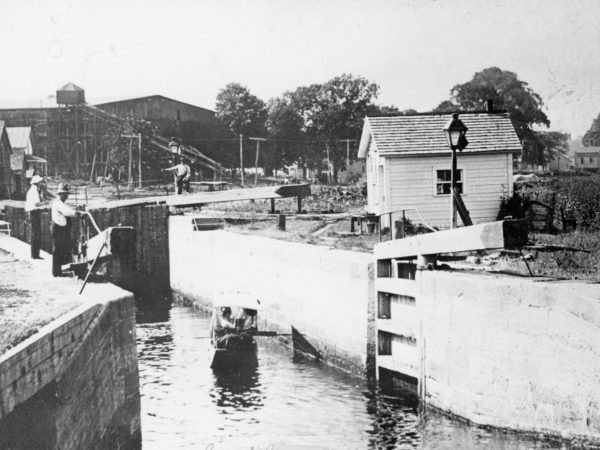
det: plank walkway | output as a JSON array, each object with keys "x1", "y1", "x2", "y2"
[{"x1": 92, "y1": 183, "x2": 311, "y2": 210}]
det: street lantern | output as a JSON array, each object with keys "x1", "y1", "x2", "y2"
[
  {"x1": 443, "y1": 113, "x2": 469, "y2": 151},
  {"x1": 168, "y1": 138, "x2": 181, "y2": 155},
  {"x1": 442, "y1": 113, "x2": 469, "y2": 229}
]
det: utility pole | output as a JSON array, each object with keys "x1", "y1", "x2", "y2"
[
  {"x1": 122, "y1": 133, "x2": 139, "y2": 189},
  {"x1": 128, "y1": 137, "x2": 133, "y2": 189},
  {"x1": 138, "y1": 133, "x2": 142, "y2": 188},
  {"x1": 239, "y1": 134, "x2": 244, "y2": 186},
  {"x1": 346, "y1": 139, "x2": 350, "y2": 174},
  {"x1": 326, "y1": 143, "x2": 331, "y2": 184},
  {"x1": 249, "y1": 137, "x2": 267, "y2": 186}
]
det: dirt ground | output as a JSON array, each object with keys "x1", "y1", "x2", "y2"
[
  {"x1": 191, "y1": 184, "x2": 600, "y2": 282},
  {"x1": 0, "y1": 250, "x2": 84, "y2": 354},
  {"x1": 207, "y1": 208, "x2": 600, "y2": 282}
]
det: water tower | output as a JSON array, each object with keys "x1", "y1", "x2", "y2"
[
  {"x1": 56, "y1": 82, "x2": 85, "y2": 105},
  {"x1": 55, "y1": 83, "x2": 87, "y2": 177}
]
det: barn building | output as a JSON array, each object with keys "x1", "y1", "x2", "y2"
[
  {"x1": 95, "y1": 95, "x2": 215, "y2": 124},
  {"x1": 0, "y1": 122, "x2": 14, "y2": 199},
  {"x1": 358, "y1": 111, "x2": 522, "y2": 229}
]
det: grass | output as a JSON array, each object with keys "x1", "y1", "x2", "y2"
[{"x1": 511, "y1": 231, "x2": 600, "y2": 281}]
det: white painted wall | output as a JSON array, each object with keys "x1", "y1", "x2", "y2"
[
  {"x1": 419, "y1": 270, "x2": 600, "y2": 442},
  {"x1": 381, "y1": 153, "x2": 513, "y2": 229},
  {"x1": 169, "y1": 216, "x2": 374, "y2": 373}
]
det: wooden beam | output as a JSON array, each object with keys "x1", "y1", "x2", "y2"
[
  {"x1": 96, "y1": 184, "x2": 312, "y2": 210},
  {"x1": 86, "y1": 226, "x2": 136, "y2": 260},
  {"x1": 275, "y1": 183, "x2": 311, "y2": 198},
  {"x1": 374, "y1": 219, "x2": 528, "y2": 260}
]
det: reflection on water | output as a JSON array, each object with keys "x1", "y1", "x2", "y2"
[
  {"x1": 211, "y1": 366, "x2": 264, "y2": 411},
  {"x1": 137, "y1": 303, "x2": 564, "y2": 450}
]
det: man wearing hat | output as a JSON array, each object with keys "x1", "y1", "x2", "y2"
[
  {"x1": 25, "y1": 175, "x2": 45, "y2": 259},
  {"x1": 51, "y1": 183, "x2": 82, "y2": 277}
]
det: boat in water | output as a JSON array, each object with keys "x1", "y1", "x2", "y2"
[{"x1": 208, "y1": 292, "x2": 263, "y2": 371}]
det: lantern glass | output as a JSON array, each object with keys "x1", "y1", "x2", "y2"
[
  {"x1": 445, "y1": 130, "x2": 462, "y2": 148},
  {"x1": 169, "y1": 141, "x2": 180, "y2": 154},
  {"x1": 443, "y1": 113, "x2": 468, "y2": 150}
]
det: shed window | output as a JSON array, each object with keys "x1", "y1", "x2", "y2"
[
  {"x1": 590, "y1": 157, "x2": 594, "y2": 164},
  {"x1": 581, "y1": 157, "x2": 584, "y2": 164},
  {"x1": 436, "y1": 169, "x2": 463, "y2": 195}
]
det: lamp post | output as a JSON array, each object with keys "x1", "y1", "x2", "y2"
[
  {"x1": 168, "y1": 138, "x2": 181, "y2": 162},
  {"x1": 443, "y1": 113, "x2": 468, "y2": 229}
]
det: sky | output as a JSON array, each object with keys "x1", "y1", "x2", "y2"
[{"x1": 0, "y1": 0, "x2": 599, "y2": 138}]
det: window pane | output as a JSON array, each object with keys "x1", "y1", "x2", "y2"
[{"x1": 436, "y1": 169, "x2": 463, "y2": 195}]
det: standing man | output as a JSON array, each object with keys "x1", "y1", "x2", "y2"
[
  {"x1": 163, "y1": 156, "x2": 190, "y2": 194},
  {"x1": 25, "y1": 175, "x2": 45, "y2": 259},
  {"x1": 51, "y1": 183, "x2": 81, "y2": 277}
]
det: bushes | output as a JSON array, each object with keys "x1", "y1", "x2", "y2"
[
  {"x1": 497, "y1": 191, "x2": 530, "y2": 220},
  {"x1": 504, "y1": 175, "x2": 600, "y2": 231},
  {"x1": 554, "y1": 176, "x2": 600, "y2": 230}
]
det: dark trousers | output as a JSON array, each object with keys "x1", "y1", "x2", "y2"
[
  {"x1": 176, "y1": 177, "x2": 190, "y2": 194},
  {"x1": 28, "y1": 210, "x2": 41, "y2": 258},
  {"x1": 52, "y1": 222, "x2": 71, "y2": 277}
]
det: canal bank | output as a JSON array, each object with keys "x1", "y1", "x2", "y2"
[{"x1": 0, "y1": 234, "x2": 141, "y2": 449}]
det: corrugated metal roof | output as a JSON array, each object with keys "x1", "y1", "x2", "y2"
[
  {"x1": 7, "y1": 127, "x2": 31, "y2": 151},
  {"x1": 360, "y1": 113, "x2": 522, "y2": 157}
]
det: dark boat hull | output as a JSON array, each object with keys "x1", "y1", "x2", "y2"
[{"x1": 209, "y1": 343, "x2": 258, "y2": 371}]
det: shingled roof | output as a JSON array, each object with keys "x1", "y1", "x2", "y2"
[{"x1": 358, "y1": 112, "x2": 522, "y2": 158}]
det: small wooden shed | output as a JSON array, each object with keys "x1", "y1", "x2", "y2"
[
  {"x1": 358, "y1": 111, "x2": 522, "y2": 229},
  {"x1": 524, "y1": 200, "x2": 554, "y2": 232}
]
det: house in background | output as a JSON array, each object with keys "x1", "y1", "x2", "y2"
[
  {"x1": 548, "y1": 152, "x2": 573, "y2": 172},
  {"x1": 7, "y1": 127, "x2": 47, "y2": 198},
  {"x1": 0, "y1": 121, "x2": 14, "y2": 199},
  {"x1": 358, "y1": 111, "x2": 521, "y2": 230},
  {"x1": 574, "y1": 148, "x2": 600, "y2": 171}
]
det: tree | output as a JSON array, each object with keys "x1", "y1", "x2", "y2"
[
  {"x1": 433, "y1": 67, "x2": 552, "y2": 165},
  {"x1": 265, "y1": 96, "x2": 305, "y2": 176},
  {"x1": 284, "y1": 74, "x2": 380, "y2": 181},
  {"x1": 215, "y1": 83, "x2": 267, "y2": 137},
  {"x1": 215, "y1": 83, "x2": 268, "y2": 173},
  {"x1": 537, "y1": 131, "x2": 570, "y2": 163},
  {"x1": 582, "y1": 112, "x2": 600, "y2": 146},
  {"x1": 431, "y1": 100, "x2": 458, "y2": 113}
]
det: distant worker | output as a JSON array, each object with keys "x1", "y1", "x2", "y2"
[
  {"x1": 183, "y1": 160, "x2": 192, "y2": 193},
  {"x1": 51, "y1": 183, "x2": 82, "y2": 277},
  {"x1": 25, "y1": 175, "x2": 45, "y2": 259},
  {"x1": 163, "y1": 156, "x2": 191, "y2": 194}
]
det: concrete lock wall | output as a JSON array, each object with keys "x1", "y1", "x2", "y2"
[
  {"x1": 3, "y1": 203, "x2": 170, "y2": 293},
  {"x1": 0, "y1": 296, "x2": 141, "y2": 449},
  {"x1": 169, "y1": 215, "x2": 375, "y2": 374},
  {"x1": 418, "y1": 270, "x2": 600, "y2": 444}
]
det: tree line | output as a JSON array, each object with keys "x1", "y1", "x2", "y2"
[{"x1": 211, "y1": 67, "x2": 572, "y2": 181}]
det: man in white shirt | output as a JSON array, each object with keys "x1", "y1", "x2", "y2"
[
  {"x1": 51, "y1": 183, "x2": 82, "y2": 277},
  {"x1": 25, "y1": 175, "x2": 45, "y2": 259},
  {"x1": 163, "y1": 156, "x2": 191, "y2": 194}
]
